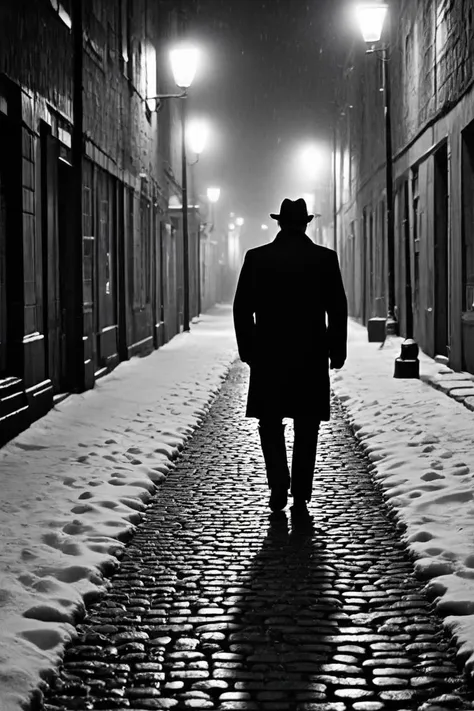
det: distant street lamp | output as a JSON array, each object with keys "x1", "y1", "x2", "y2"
[
  {"x1": 236, "y1": 217, "x2": 245, "y2": 227},
  {"x1": 355, "y1": 2, "x2": 419, "y2": 377},
  {"x1": 261, "y1": 224, "x2": 269, "y2": 231},
  {"x1": 207, "y1": 187, "x2": 221, "y2": 203},
  {"x1": 206, "y1": 186, "x2": 220, "y2": 232},
  {"x1": 187, "y1": 119, "x2": 209, "y2": 159}
]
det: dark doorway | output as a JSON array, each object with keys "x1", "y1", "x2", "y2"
[
  {"x1": 403, "y1": 180, "x2": 414, "y2": 339},
  {"x1": 434, "y1": 143, "x2": 449, "y2": 358},
  {"x1": 462, "y1": 123, "x2": 474, "y2": 374},
  {"x1": 0, "y1": 136, "x2": 7, "y2": 376},
  {"x1": 361, "y1": 208, "x2": 368, "y2": 324},
  {"x1": 41, "y1": 128, "x2": 71, "y2": 394}
]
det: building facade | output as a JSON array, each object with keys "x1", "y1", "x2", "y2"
[
  {"x1": 0, "y1": 0, "x2": 221, "y2": 446},
  {"x1": 333, "y1": 0, "x2": 474, "y2": 374}
]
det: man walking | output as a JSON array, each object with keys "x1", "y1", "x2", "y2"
[{"x1": 233, "y1": 198, "x2": 348, "y2": 513}]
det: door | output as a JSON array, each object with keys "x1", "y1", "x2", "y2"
[
  {"x1": 42, "y1": 128, "x2": 70, "y2": 394},
  {"x1": 403, "y1": 180, "x2": 414, "y2": 339},
  {"x1": 162, "y1": 222, "x2": 177, "y2": 341},
  {"x1": 0, "y1": 162, "x2": 6, "y2": 376},
  {"x1": 434, "y1": 144, "x2": 449, "y2": 358},
  {"x1": 461, "y1": 123, "x2": 474, "y2": 373},
  {"x1": 95, "y1": 169, "x2": 118, "y2": 372}
]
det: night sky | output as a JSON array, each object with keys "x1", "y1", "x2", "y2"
[{"x1": 186, "y1": 0, "x2": 352, "y2": 246}]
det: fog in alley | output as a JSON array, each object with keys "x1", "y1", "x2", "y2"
[{"x1": 185, "y1": 0, "x2": 350, "y2": 249}]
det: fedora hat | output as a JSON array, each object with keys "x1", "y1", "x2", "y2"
[{"x1": 270, "y1": 197, "x2": 315, "y2": 223}]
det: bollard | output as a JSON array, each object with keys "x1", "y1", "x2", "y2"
[{"x1": 394, "y1": 338, "x2": 420, "y2": 379}]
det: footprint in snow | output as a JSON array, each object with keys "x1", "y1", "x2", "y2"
[
  {"x1": 21, "y1": 628, "x2": 65, "y2": 650},
  {"x1": 71, "y1": 504, "x2": 94, "y2": 515},
  {"x1": 23, "y1": 604, "x2": 73, "y2": 623},
  {"x1": 408, "y1": 530, "x2": 433, "y2": 543},
  {"x1": 421, "y1": 471, "x2": 445, "y2": 481}
]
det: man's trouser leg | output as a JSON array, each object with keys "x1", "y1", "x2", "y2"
[
  {"x1": 291, "y1": 417, "x2": 320, "y2": 502},
  {"x1": 258, "y1": 418, "x2": 291, "y2": 491}
]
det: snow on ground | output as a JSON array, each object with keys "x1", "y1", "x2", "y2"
[
  {"x1": 0, "y1": 305, "x2": 237, "y2": 711},
  {"x1": 331, "y1": 320, "x2": 474, "y2": 677},
  {"x1": 3, "y1": 303, "x2": 474, "y2": 710}
]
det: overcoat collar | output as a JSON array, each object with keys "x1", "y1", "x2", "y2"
[{"x1": 273, "y1": 228, "x2": 313, "y2": 245}]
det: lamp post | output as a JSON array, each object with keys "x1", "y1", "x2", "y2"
[
  {"x1": 167, "y1": 46, "x2": 199, "y2": 331},
  {"x1": 355, "y1": 2, "x2": 419, "y2": 377}
]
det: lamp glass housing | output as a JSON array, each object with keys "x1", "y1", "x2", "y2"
[
  {"x1": 187, "y1": 119, "x2": 209, "y2": 155},
  {"x1": 170, "y1": 46, "x2": 199, "y2": 89},
  {"x1": 355, "y1": 3, "x2": 388, "y2": 43},
  {"x1": 207, "y1": 187, "x2": 221, "y2": 203}
]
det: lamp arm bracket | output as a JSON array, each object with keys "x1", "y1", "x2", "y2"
[
  {"x1": 366, "y1": 45, "x2": 390, "y2": 60},
  {"x1": 146, "y1": 91, "x2": 188, "y2": 101}
]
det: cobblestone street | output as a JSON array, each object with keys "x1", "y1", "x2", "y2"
[{"x1": 42, "y1": 362, "x2": 474, "y2": 711}]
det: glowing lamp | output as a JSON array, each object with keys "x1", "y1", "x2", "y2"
[
  {"x1": 355, "y1": 3, "x2": 388, "y2": 43},
  {"x1": 236, "y1": 217, "x2": 244, "y2": 227},
  {"x1": 187, "y1": 119, "x2": 209, "y2": 155},
  {"x1": 170, "y1": 46, "x2": 199, "y2": 89},
  {"x1": 207, "y1": 187, "x2": 221, "y2": 203}
]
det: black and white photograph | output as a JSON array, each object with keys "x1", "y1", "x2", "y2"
[{"x1": 1, "y1": 1, "x2": 474, "y2": 710}]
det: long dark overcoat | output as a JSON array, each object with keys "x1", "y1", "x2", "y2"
[{"x1": 233, "y1": 229, "x2": 348, "y2": 421}]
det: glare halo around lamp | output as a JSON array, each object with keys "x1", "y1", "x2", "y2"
[{"x1": 355, "y1": 2, "x2": 388, "y2": 44}]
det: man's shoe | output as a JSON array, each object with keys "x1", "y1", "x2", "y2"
[{"x1": 269, "y1": 487, "x2": 288, "y2": 512}]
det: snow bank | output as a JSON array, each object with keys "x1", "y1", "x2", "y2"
[
  {"x1": 331, "y1": 321, "x2": 474, "y2": 678},
  {"x1": 0, "y1": 305, "x2": 237, "y2": 711}
]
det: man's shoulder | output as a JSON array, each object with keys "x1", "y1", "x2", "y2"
[
  {"x1": 244, "y1": 244, "x2": 273, "y2": 260},
  {"x1": 313, "y1": 244, "x2": 336, "y2": 258}
]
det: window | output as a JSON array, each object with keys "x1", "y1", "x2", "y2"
[{"x1": 50, "y1": 0, "x2": 72, "y2": 29}]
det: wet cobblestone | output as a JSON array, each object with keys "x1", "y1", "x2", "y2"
[{"x1": 40, "y1": 361, "x2": 474, "y2": 711}]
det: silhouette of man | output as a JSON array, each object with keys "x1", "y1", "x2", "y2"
[{"x1": 233, "y1": 198, "x2": 348, "y2": 513}]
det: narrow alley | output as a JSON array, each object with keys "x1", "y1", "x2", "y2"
[{"x1": 41, "y1": 362, "x2": 474, "y2": 711}]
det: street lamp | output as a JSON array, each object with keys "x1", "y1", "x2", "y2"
[
  {"x1": 236, "y1": 217, "x2": 244, "y2": 227},
  {"x1": 207, "y1": 187, "x2": 221, "y2": 203},
  {"x1": 355, "y1": 2, "x2": 419, "y2": 377},
  {"x1": 261, "y1": 224, "x2": 269, "y2": 231},
  {"x1": 170, "y1": 45, "x2": 199, "y2": 332},
  {"x1": 355, "y1": 3, "x2": 388, "y2": 43},
  {"x1": 206, "y1": 187, "x2": 220, "y2": 233},
  {"x1": 187, "y1": 119, "x2": 209, "y2": 159},
  {"x1": 145, "y1": 45, "x2": 200, "y2": 330}
]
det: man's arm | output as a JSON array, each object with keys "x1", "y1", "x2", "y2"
[
  {"x1": 327, "y1": 251, "x2": 348, "y2": 369},
  {"x1": 233, "y1": 251, "x2": 256, "y2": 365}
]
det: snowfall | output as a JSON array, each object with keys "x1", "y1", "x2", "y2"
[{"x1": 1, "y1": 304, "x2": 474, "y2": 710}]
